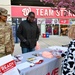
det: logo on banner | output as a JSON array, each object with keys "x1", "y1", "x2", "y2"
[{"x1": 22, "y1": 7, "x2": 31, "y2": 16}]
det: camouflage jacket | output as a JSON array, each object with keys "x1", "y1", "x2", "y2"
[{"x1": 0, "y1": 22, "x2": 14, "y2": 56}]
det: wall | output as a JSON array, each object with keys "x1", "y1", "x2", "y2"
[{"x1": 0, "y1": 0, "x2": 10, "y2": 5}]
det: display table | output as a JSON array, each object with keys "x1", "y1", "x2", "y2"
[{"x1": 16, "y1": 47, "x2": 67, "y2": 75}]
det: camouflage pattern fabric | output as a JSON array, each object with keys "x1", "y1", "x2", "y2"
[
  {"x1": 0, "y1": 22, "x2": 14, "y2": 57},
  {"x1": 0, "y1": 7, "x2": 10, "y2": 16}
]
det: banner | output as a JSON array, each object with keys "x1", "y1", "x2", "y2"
[{"x1": 11, "y1": 6, "x2": 75, "y2": 19}]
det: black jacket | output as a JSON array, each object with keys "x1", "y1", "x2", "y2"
[{"x1": 16, "y1": 20, "x2": 40, "y2": 49}]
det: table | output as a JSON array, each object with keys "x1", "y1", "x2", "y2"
[{"x1": 17, "y1": 48, "x2": 63, "y2": 75}]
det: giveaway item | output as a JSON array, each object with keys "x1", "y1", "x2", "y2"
[
  {"x1": 32, "y1": 53, "x2": 41, "y2": 56},
  {"x1": 13, "y1": 55, "x2": 23, "y2": 63},
  {"x1": 34, "y1": 59, "x2": 43, "y2": 64},
  {"x1": 50, "y1": 50, "x2": 63, "y2": 57},
  {"x1": 42, "y1": 51, "x2": 54, "y2": 58},
  {"x1": 27, "y1": 57, "x2": 35, "y2": 62},
  {"x1": 48, "y1": 46, "x2": 67, "y2": 52},
  {"x1": 27, "y1": 57, "x2": 44, "y2": 64},
  {"x1": 31, "y1": 57, "x2": 44, "y2": 64}
]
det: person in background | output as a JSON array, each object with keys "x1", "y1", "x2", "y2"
[
  {"x1": 0, "y1": 7, "x2": 14, "y2": 57},
  {"x1": 55, "y1": 25, "x2": 75, "y2": 75},
  {"x1": 17, "y1": 12, "x2": 40, "y2": 54}
]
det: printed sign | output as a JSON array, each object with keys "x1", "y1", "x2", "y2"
[
  {"x1": 0, "y1": 55, "x2": 20, "y2": 75},
  {"x1": 59, "y1": 19, "x2": 69, "y2": 24},
  {"x1": 11, "y1": 6, "x2": 75, "y2": 19}
]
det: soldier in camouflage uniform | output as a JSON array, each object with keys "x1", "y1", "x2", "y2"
[{"x1": 0, "y1": 7, "x2": 14, "y2": 57}]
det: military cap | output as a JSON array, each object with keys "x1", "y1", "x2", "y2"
[{"x1": 0, "y1": 7, "x2": 10, "y2": 16}]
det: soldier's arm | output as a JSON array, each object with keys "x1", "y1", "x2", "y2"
[
  {"x1": 10, "y1": 27, "x2": 14, "y2": 46},
  {"x1": 10, "y1": 27, "x2": 15, "y2": 53},
  {"x1": 7, "y1": 23, "x2": 14, "y2": 46}
]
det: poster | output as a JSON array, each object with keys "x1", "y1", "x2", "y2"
[{"x1": 0, "y1": 55, "x2": 20, "y2": 75}]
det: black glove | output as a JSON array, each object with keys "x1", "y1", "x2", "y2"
[{"x1": 23, "y1": 39, "x2": 29, "y2": 45}]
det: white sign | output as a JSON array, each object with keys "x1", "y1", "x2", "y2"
[
  {"x1": 0, "y1": 55, "x2": 20, "y2": 75},
  {"x1": 41, "y1": 24, "x2": 45, "y2": 35},
  {"x1": 37, "y1": 18, "x2": 46, "y2": 24},
  {"x1": 52, "y1": 19, "x2": 59, "y2": 24}
]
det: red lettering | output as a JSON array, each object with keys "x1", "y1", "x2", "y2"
[
  {"x1": 46, "y1": 68, "x2": 59, "y2": 75},
  {"x1": 0, "y1": 68, "x2": 3, "y2": 75},
  {"x1": 46, "y1": 72, "x2": 50, "y2": 75},
  {"x1": 51, "y1": 68, "x2": 58, "y2": 75},
  {"x1": 0, "y1": 60, "x2": 16, "y2": 73}
]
